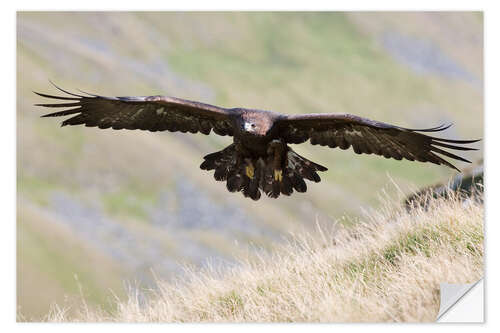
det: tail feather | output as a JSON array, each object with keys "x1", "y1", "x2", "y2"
[
  {"x1": 226, "y1": 171, "x2": 244, "y2": 192},
  {"x1": 260, "y1": 159, "x2": 276, "y2": 197},
  {"x1": 290, "y1": 173, "x2": 307, "y2": 193},
  {"x1": 280, "y1": 176, "x2": 294, "y2": 196},
  {"x1": 213, "y1": 166, "x2": 228, "y2": 181},
  {"x1": 243, "y1": 176, "x2": 261, "y2": 200},
  {"x1": 200, "y1": 145, "x2": 327, "y2": 200}
]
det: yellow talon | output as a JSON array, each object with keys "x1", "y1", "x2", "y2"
[
  {"x1": 245, "y1": 164, "x2": 255, "y2": 179},
  {"x1": 274, "y1": 169, "x2": 283, "y2": 182}
]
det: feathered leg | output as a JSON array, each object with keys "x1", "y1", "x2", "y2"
[{"x1": 261, "y1": 143, "x2": 328, "y2": 198}]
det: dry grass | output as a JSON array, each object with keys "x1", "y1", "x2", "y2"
[{"x1": 46, "y1": 191, "x2": 483, "y2": 323}]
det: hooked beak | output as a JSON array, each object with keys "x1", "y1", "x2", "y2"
[{"x1": 244, "y1": 122, "x2": 254, "y2": 132}]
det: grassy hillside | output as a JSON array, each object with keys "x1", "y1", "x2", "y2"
[
  {"x1": 46, "y1": 192, "x2": 484, "y2": 322},
  {"x1": 17, "y1": 12, "x2": 483, "y2": 319}
]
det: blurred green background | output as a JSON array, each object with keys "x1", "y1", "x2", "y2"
[{"x1": 17, "y1": 12, "x2": 483, "y2": 320}]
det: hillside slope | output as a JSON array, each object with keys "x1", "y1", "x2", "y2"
[{"x1": 47, "y1": 192, "x2": 483, "y2": 322}]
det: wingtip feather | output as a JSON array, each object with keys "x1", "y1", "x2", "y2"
[{"x1": 48, "y1": 80, "x2": 86, "y2": 98}]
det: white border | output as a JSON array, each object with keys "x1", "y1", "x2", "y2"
[{"x1": 9, "y1": 1, "x2": 488, "y2": 11}]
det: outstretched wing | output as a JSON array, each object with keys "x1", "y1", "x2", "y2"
[
  {"x1": 35, "y1": 84, "x2": 235, "y2": 136},
  {"x1": 276, "y1": 113, "x2": 480, "y2": 171}
]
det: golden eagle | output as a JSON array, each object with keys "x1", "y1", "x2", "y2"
[{"x1": 35, "y1": 84, "x2": 480, "y2": 200}]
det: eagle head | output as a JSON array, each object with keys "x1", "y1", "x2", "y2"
[{"x1": 239, "y1": 110, "x2": 276, "y2": 137}]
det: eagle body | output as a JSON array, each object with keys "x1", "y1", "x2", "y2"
[
  {"x1": 195, "y1": 108, "x2": 325, "y2": 200},
  {"x1": 35, "y1": 84, "x2": 480, "y2": 201}
]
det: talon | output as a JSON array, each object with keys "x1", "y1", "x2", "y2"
[
  {"x1": 274, "y1": 169, "x2": 283, "y2": 182},
  {"x1": 245, "y1": 164, "x2": 255, "y2": 179}
]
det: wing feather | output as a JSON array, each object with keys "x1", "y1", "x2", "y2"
[
  {"x1": 35, "y1": 85, "x2": 236, "y2": 137},
  {"x1": 277, "y1": 113, "x2": 480, "y2": 171}
]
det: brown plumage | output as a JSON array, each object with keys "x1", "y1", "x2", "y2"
[{"x1": 35, "y1": 83, "x2": 480, "y2": 201}]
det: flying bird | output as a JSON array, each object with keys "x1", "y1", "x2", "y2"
[{"x1": 35, "y1": 84, "x2": 480, "y2": 201}]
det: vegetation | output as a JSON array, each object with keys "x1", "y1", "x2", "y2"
[{"x1": 46, "y1": 192, "x2": 483, "y2": 322}]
